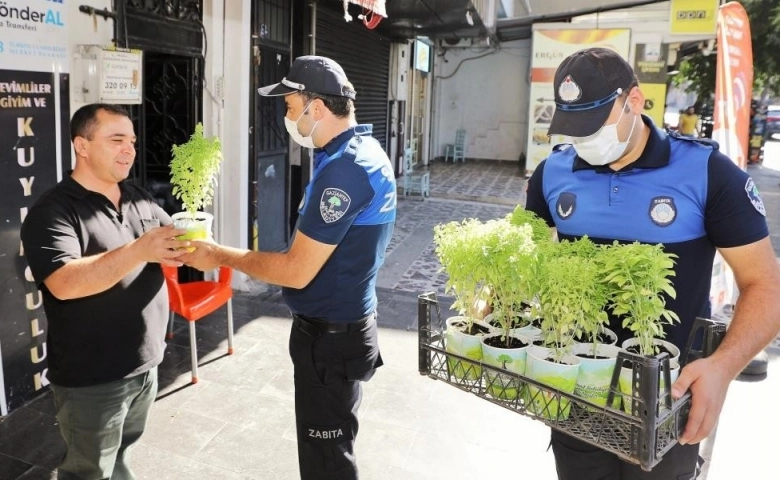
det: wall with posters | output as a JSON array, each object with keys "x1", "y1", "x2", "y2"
[
  {"x1": 0, "y1": 0, "x2": 251, "y2": 415},
  {"x1": 431, "y1": 39, "x2": 531, "y2": 163}
]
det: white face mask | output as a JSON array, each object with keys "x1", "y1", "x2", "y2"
[
  {"x1": 572, "y1": 102, "x2": 637, "y2": 166},
  {"x1": 284, "y1": 101, "x2": 320, "y2": 149}
]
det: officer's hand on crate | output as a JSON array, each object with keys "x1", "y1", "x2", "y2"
[{"x1": 672, "y1": 357, "x2": 731, "y2": 445}]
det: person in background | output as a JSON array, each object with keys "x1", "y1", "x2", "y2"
[
  {"x1": 678, "y1": 105, "x2": 700, "y2": 137},
  {"x1": 20, "y1": 103, "x2": 188, "y2": 479},
  {"x1": 526, "y1": 47, "x2": 780, "y2": 479},
  {"x1": 180, "y1": 56, "x2": 396, "y2": 480}
]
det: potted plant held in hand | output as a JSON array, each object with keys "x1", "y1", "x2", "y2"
[{"x1": 169, "y1": 123, "x2": 223, "y2": 241}]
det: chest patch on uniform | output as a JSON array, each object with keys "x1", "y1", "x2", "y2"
[
  {"x1": 320, "y1": 188, "x2": 351, "y2": 223},
  {"x1": 745, "y1": 178, "x2": 766, "y2": 216},
  {"x1": 649, "y1": 196, "x2": 677, "y2": 226},
  {"x1": 556, "y1": 192, "x2": 576, "y2": 220}
]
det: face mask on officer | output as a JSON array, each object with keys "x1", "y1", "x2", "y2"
[
  {"x1": 572, "y1": 100, "x2": 637, "y2": 166},
  {"x1": 285, "y1": 100, "x2": 320, "y2": 149}
]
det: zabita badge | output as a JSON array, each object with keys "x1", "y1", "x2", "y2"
[{"x1": 320, "y1": 188, "x2": 351, "y2": 223}]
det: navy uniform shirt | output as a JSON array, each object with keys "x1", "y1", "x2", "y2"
[
  {"x1": 21, "y1": 175, "x2": 172, "y2": 387},
  {"x1": 283, "y1": 125, "x2": 397, "y2": 323},
  {"x1": 526, "y1": 116, "x2": 768, "y2": 348}
]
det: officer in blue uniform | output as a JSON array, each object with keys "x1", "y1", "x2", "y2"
[
  {"x1": 181, "y1": 56, "x2": 396, "y2": 480},
  {"x1": 526, "y1": 48, "x2": 780, "y2": 479}
]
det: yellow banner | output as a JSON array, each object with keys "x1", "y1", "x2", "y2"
[{"x1": 670, "y1": 0, "x2": 719, "y2": 35}]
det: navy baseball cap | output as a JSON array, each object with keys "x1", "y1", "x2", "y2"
[
  {"x1": 257, "y1": 55, "x2": 356, "y2": 100},
  {"x1": 548, "y1": 48, "x2": 637, "y2": 137}
]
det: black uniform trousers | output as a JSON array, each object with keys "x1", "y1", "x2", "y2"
[
  {"x1": 551, "y1": 430, "x2": 703, "y2": 480},
  {"x1": 289, "y1": 311, "x2": 383, "y2": 480}
]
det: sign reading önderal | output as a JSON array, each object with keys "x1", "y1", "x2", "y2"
[{"x1": 0, "y1": 0, "x2": 68, "y2": 72}]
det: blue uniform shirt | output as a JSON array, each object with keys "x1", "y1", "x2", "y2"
[
  {"x1": 283, "y1": 124, "x2": 396, "y2": 322},
  {"x1": 526, "y1": 116, "x2": 768, "y2": 348}
]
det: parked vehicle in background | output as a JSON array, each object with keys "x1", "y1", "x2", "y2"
[{"x1": 765, "y1": 105, "x2": 780, "y2": 141}]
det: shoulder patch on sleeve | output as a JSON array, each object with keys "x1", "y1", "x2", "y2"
[
  {"x1": 745, "y1": 178, "x2": 766, "y2": 216},
  {"x1": 667, "y1": 130, "x2": 719, "y2": 150},
  {"x1": 320, "y1": 188, "x2": 351, "y2": 223}
]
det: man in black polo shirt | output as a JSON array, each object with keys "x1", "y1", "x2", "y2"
[
  {"x1": 181, "y1": 56, "x2": 396, "y2": 480},
  {"x1": 21, "y1": 103, "x2": 188, "y2": 479},
  {"x1": 526, "y1": 48, "x2": 780, "y2": 479}
]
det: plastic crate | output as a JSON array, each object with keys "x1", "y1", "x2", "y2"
[{"x1": 417, "y1": 292, "x2": 727, "y2": 472}]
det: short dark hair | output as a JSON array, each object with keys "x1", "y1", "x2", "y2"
[
  {"x1": 620, "y1": 80, "x2": 640, "y2": 99},
  {"x1": 70, "y1": 103, "x2": 130, "y2": 142},
  {"x1": 300, "y1": 81, "x2": 355, "y2": 118}
]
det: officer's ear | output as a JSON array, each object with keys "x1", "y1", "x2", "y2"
[
  {"x1": 625, "y1": 85, "x2": 645, "y2": 115},
  {"x1": 311, "y1": 98, "x2": 328, "y2": 121}
]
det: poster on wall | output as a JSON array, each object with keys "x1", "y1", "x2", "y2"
[
  {"x1": 633, "y1": 43, "x2": 670, "y2": 127},
  {"x1": 526, "y1": 29, "x2": 631, "y2": 173},
  {"x1": 0, "y1": 0, "x2": 69, "y2": 415},
  {"x1": 0, "y1": 0, "x2": 68, "y2": 72}
]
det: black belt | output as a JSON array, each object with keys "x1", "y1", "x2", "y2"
[{"x1": 292, "y1": 312, "x2": 375, "y2": 336}]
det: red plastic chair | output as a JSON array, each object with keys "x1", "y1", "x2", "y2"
[{"x1": 162, "y1": 265, "x2": 235, "y2": 384}]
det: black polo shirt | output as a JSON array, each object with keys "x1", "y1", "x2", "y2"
[
  {"x1": 526, "y1": 116, "x2": 768, "y2": 348},
  {"x1": 21, "y1": 174, "x2": 172, "y2": 387}
]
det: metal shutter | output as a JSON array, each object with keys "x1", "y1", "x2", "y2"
[{"x1": 315, "y1": 7, "x2": 391, "y2": 150}]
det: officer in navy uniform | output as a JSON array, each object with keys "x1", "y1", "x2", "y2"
[
  {"x1": 525, "y1": 48, "x2": 780, "y2": 479},
  {"x1": 181, "y1": 56, "x2": 396, "y2": 480}
]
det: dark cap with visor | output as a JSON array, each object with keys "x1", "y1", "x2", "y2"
[
  {"x1": 257, "y1": 55, "x2": 356, "y2": 100},
  {"x1": 548, "y1": 48, "x2": 636, "y2": 137}
]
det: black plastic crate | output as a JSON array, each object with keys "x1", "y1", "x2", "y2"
[{"x1": 417, "y1": 292, "x2": 727, "y2": 472}]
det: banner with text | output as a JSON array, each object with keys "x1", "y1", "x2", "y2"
[
  {"x1": 526, "y1": 29, "x2": 631, "y2": 173},
  {"x1": 633, "y1": 43, "x2": 670, "y2": 127},
  {"x1": 0, "y1": 0, "x2": 69, "y2": 416},
  {"x1": 670, "y1": 0, "x2": 719, "y2": 35},
  {"x1": 0, "y1": 0, "x2": 68, "y2": 72},
  {"x1": 709, "y1": 2, "x2": 753, "y2": 314},
  {"x1": 0, "y1": 70, "x2": 63, "y2": 415}
]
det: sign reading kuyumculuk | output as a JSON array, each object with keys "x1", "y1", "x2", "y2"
[
  {"x1": 0, "y1": 1, "x2": 70, "y2": 416},
  {"x1": 99, "y1": 48, "x2": 143, "y2": 103},
  {"x1": 0, "y1": 0, "x2": 69, "y2": 72},
  {"x1": 0, "y1": 69, "x2": 62, "y2": 416}
]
